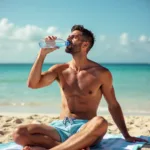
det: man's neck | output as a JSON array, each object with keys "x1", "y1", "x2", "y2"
[{"x1": 70, "y1": 55, "x2": 89, "y2": 72}]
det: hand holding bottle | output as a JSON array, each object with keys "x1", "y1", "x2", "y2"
[
  {"x1": 39, "y1": 36, "x2": 70, "y2": 56},
  {"x1": 39, "y1": 36, "x2": 59, "y2": 56}
]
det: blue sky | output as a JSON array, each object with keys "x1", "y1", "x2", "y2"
[{"x1": 0, "y1": 0, "x2": 150, "y2": 63}]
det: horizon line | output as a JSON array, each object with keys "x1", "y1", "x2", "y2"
[{"x1": 0, "y1": 62, "x2": 150, "y2": 65}]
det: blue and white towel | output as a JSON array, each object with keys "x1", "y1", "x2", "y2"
[{"x1": 0, "y1": 134, "x2": 149, "y2": 150}]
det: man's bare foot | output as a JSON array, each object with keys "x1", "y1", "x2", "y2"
[
  {"x1": 23, "y1": 146, "x2": 47, "y2": 150},
  {"x1": 23, "y1": 146, "x2": 30, "y2": 150},
  {"x1": 82, "y1": 147, "x2": 90, "y2": 150},
  {"x1": 23, "y1": 146, "x2": 90, "y2": 150}
]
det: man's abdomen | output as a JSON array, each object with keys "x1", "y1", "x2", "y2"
[{"x1": 60, "y1": 95, "x2": 101, "y2": 120}]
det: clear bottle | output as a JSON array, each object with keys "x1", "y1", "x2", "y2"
[{"x1": 39, "y1": 38, "x2": 70, "y2": 48}]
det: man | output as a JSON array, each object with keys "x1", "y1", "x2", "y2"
[{"x1": 13, "y1": 25, "x2": 147, "y2": 150}]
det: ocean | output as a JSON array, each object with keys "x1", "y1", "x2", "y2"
[{"x1": 0, "y1": 63, "x2": 150, "y2": 115}]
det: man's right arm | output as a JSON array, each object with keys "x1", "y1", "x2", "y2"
[
  {"x1": 27, "y1": 36, "x2": 59, "y2": 89},
  {"x1": 27, "y1": 53, "x2": 59, "y2": 89}
]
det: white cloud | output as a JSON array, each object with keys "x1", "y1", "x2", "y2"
[
  {"x1": 99, "y1": 35, "x2": 106, "y2": 41},
  {"x1": 46, "y1": 27, "x2": 62, "y2": 38},
  {"x1": 120, "y1": 33, "x2": 129, "y2": 46},
  {"x1": 0, "y1": 18, "x2": 71, "y2": 63},
  {"x1": 0, "y1": 18, "x2": 150, "y2": 63},
  {"x1": 139, "y1": 35, "x2": 148, "y2": 43},
  {"x1": 0, "y1": 18, "x2": 65, "y2": 43},
  {"x1": 47, "y1": 27, "x2": 57, "y2": 33},
  {"x1": 94, "y1": 33, "x2": 150, "y2": 63},
  {"x1": 0, "y1": 18, "x2": 15, "y2": 39},
  {"x1": 12, "y1": 25, "x2": 44, "y2": 41}
]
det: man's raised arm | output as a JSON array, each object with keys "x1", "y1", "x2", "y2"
[{"x1": 27, "y1": 36, "x2": 59, "y2": 89}]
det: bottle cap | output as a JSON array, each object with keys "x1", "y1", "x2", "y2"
[{"x1": 65, "y1": 41, "x2": 70, "y2": 46}]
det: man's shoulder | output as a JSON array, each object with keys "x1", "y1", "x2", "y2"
[
  {"x1": 92, "y1": 63, "x2": 112, "y2": 81},
  {"x1": 49, "y1": 63, "x2": 69, "y2": 72},
  {"x1": 51, "y1": 63, "x2": 69, "y2": 68},
  {"x1": 92, "y1": 62, "x2": 111, "y2": 74},
  {"x1": 97, "y1": 65, "x2": 112, "y2": 84}
]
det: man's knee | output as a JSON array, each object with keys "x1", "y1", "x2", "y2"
[{"x1": 91, "y1": 116, "x2": 108, "y2": 135}]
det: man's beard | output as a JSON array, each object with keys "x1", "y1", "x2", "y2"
[
  {"x1": 65, "y1": 45, "x2": 73, "y2": 53},
  {"x1": 65, "y1": 44, "x2": 81, "y2": 54}
]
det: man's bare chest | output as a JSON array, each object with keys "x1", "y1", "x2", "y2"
[{"x1": 58, "y1": 71, "x2": 101, "y2": 96}]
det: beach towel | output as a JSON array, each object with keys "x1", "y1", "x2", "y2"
[{"x1": 0, "y1": 134, "x2": 149, "y2": 150}]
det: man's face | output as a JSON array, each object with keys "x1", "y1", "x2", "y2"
[{"x1": 65, "y1": 30, "x2": 84, "y2": 54}]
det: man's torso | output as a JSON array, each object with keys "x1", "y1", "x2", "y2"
[{"x1": 54, "y1": 61, "x2": 107, "y2": 120}]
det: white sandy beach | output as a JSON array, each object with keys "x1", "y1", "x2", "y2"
[{"x1": 0, "y1": 113, "x2": 150, "y2": 149}]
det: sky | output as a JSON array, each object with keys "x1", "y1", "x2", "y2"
[{"x1": 0, "y1": 0, "x2": 150, "y2": 63}]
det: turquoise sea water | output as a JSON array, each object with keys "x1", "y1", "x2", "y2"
[{"x1": 0, "y1": 63, "x2": 150, "y2": 115}]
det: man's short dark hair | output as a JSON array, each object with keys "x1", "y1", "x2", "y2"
[{"x1": 71, "y1": 25, "x2": 95, "y2": 52}]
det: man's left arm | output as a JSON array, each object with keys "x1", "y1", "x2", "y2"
[{"x1": 101, "y1": 70, "x2": 148, "y2": 143}]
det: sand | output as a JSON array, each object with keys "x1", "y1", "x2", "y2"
[{"x1": 0, "y1": 113, "x2": 150, "y2": 149}]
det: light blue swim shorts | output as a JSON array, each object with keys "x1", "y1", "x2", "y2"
[
  {"x1": 49, "y1": 117, "x2": 101, "y2": 148},
  {"x1": 49, "y1": 117, "x2": 88, "y2": 142}
]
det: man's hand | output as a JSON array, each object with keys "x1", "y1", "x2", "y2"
[
  {"x1": 40, "y1": 36, "x2": 59, "y2": 56},
  {"x1": 125, "y1": 135, "x2": 148, "y2": 143}
]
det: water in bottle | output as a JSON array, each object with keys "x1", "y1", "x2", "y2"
[{"x1": 39, "y1": 38, "x2": 70, "y2": 48}]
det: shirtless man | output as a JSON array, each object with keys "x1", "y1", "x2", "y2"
[{"x1": 13, "y1": 25, "x2": 147, "y2": 150}]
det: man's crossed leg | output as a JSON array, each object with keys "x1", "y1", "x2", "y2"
[{"x1": 13, "y1": 116, "x2": 108, "y2": 150}]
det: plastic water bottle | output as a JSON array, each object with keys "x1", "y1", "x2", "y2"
[{"x1": 39, "y1": 38, "x2": 70, "y2": 48}]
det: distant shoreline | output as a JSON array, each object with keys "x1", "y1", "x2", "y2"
[{"x1": 0, "y1": 62, "x2": 150, "y2": 65}]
